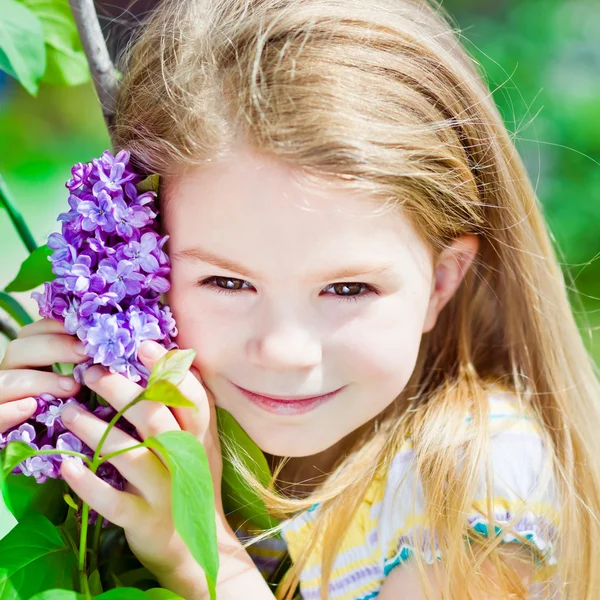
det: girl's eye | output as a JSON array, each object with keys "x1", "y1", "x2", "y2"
[{"x1": 197, "y1": 276, "x2": 378, "y2": 302}]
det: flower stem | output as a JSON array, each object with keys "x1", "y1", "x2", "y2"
[
  {"x1": 33, "y1": 448, "x2": 93, "y2": 467},
  {"x1": 91, "y1": 515, "x2": 104, "y2": 573},
  {"x1": 0, "y1": 174, "x2": 37, "y2": 253},
  {"x1": 91, "y1": 394, "x2": 144, "y2": 466},
  {"x1": 98, "y1": 442, "x2": 146, "y2": 464},
  {"x1": 75, "y1": 391, "x2": 145, "y2": 581},
  {"x1": 79, "y1": 502, "x2": 91, "y2": 572}
]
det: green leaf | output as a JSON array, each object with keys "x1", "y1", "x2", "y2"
[
  {"x1": 29, "y1": 590, "x2": 150, "y2": 600},
  {"x1": 4, "y1": 244, "x2": 54, "y2": 292},
  {"x1": 1, "y1": 441, "x2": 37, "y2": 477},
  {"x1": 216, "y1": 407, "x2": 280, "y2": 532},
  {"x1": 145, "y1": 590, "x2": 184, "y2": 600},
  {"x1": 96, "y1": 589, "x2": 150, "y2": 599},
  {"x1": 20, "y1": 0, "x2": 90, "y2": 87},
  {"x1": 116, "y1": 568, "x2": 156, "y2": 588},
  {"x1": 88, "y1": 570, "x2": 103, "y2": 596},
  {"x1": 0, "y1": 487, "x2": 17, "y2": 544},
  {"x1": 138, "y1": 380, "x2": 195, "y2": 409},
  {"x1": 3, "y1": 472, "x2": 67, "y2": 523},
  {"x1": 0, "y1": 291, "x2": 33, "y2": 327},
  {"x1": 144, "y1": 431, "x2": 219, "y2": 600},
  {"x1": 147, "y1": 348, "x2": 196, "y2": 388},
  {"x1": 28, "y1": 591, "x2": 84, "y2": 600},
  {"x1": 136, "y1": 175, "x2": 160, "y2": 194},
  {"x1": 0, "y1": 514, "x2": 78, "y2": 598},
  {"x1": 0, "y1": 0, "x2": 46, "y2": 95}
]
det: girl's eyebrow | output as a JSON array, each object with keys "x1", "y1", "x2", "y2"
[{"x1": 171, "y1": 245, "x2": 396, "y2": 282}]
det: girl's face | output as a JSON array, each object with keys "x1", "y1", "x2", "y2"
[{"x1": 163, "y1": 148, "x2": 436, "y2": 457}]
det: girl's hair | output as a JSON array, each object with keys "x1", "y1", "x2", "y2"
[{"x1": 111, "y1": 0, "x2": 600, "y2": 597}]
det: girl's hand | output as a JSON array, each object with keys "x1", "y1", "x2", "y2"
[
  {"x1": 0, "y1": 318, "x2": 85, "y2": 433},
  {"x1": 58, "y1": 339, "x2": 225, "y2": 577}
]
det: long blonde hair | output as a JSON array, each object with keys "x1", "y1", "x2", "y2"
[{"x1": 111, "y1": 0, "x2": 600, "y2": 597}]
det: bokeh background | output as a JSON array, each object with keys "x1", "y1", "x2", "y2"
[{"x1": 1, "y1": 0, "x2": 599, "y2": 364}]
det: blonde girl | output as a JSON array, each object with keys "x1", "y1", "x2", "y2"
[{"x1": 1, "y1": 0, "x2": 599, "y2": 598}]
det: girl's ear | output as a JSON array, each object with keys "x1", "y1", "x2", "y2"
[{"x1": 422, "y1": 234, "x2": 479, "y2": 333}]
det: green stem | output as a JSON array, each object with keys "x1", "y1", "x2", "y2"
[
  {"x1": 91, "y1": 394, "x2": 144, "y2": 465},
  {"x1": 75, "y1": 391, "x2": 145, "y2": 581},
  {"x1": 91, "y1": 516, "x2": 103, "y2": 573},
  {"x1": 33, "y1": 448, "x2": 93, "y2": 467},
  {"x1": 0, "y1": 174, "x2": 37, "y2": 253},
  {"x1": 79, "y1": 502, "x2": 91, "y2": 572},
  {"x1": 98, "y1": 442, "x2": 146, "y2": 464}
]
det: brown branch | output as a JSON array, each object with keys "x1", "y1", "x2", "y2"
[{"x1": 67, "y1": 0, "x2": 120, "y2": 132}]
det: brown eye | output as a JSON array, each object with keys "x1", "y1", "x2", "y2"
[{"x1": 198, "y1": 276, "x2": 250, "y2": 294}]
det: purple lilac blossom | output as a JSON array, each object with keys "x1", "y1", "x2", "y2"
[{"x1": 0, "y1": 149, "x2": 178, "y2": 525}]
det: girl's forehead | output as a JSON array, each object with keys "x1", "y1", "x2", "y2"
[{"x1": 162, "y1": 152, "x2": 434, "y2": 284}]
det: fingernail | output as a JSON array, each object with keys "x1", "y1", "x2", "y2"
[
  {"x1": 62, "y1": 405, "x2": 80, "y2": 425},
  {"x1": 72, "y1": 340, "x2": 87, "y2": 356},
  {"x1": 63, "y1": 457, "x2": 84, "y2": 477},
  {"x1": 141, "y1": 341, "x2": 160, "y2": 358},
  {"x1": 59, "y1": 377, "x2": 76, "y2": 391},
  {"x1": 85, "y1": 367, "x2": 102, "y2": 384},
  {"x1": 18, "y1": 398, "x2": 36, "y2": 414}
]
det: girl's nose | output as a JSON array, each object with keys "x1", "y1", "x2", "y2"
[{"x1": 248, "y1": 322, "x2": 323, "y2": 370}]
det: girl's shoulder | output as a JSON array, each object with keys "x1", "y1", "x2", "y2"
[
  {"x1": 375, "y1": 384, "x2": 560, "y2": 578},
  {"x1": 278, "y1": 386, "x2": 560, "y2": 600}
]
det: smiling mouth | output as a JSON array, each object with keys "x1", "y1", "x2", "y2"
[{"x1": 231, "y1": 382, "x2": 343, "y2": 402}]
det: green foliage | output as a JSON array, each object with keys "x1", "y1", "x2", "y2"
[
  {"x1": 144, "y1": 431, "x2": 219, "y2": 600},
  {"x1": 217, "y1": 407, "x2": 280, "y2": 532},
  {"x1": 0, "y1": 0, "x2": 46, "y2": 96},
  {"x1": 146, "y1": 349, "x2": 196, "y2": 388},
  {"x1": 137, "y1": 380, "x2": 195, "y2": 409},
  {"x1": 0, "y1": 514, "x2": 79, "y2": 598},
  {"x1": 4, "y1": 244, "x2": 53, "y2": 292},
  {"x1": 0, "y1": 291, "x2": 33, "y2": 326},
  {"x1": 21, "y1": 0, "x2": 91, "y2": 87},
  {"x1": 0, "y1": 0, "x2": 89, "y2": 95}
]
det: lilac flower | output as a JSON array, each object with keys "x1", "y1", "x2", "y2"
[
  {"x1": 2, "y1": 149, "x2": 178, "y2": 527},
  {"x1": 78, "y1": 191, "x2": 117, "y2": 233},
  {"x1": 47, "y1": 232, "x2": 76, "y2": 264},
  {"x1": 64, "y1": 254, "x2": 94, "y2": 295},
  {"x1": 118, "y1": 232, "x2": 159, "y2": 273},
  {"x1": 5, "y1": 423, "x2": 36, "y2": 446},
  {"x1": 97, "y1": 258, "x2": 145, "y2": 301},
  {"x1": 21, "y1": 448, "x2": 59, "y2": 483},
  {"x1": 112, "y1": 198, "x2": 150, "y2": 239},
  {"x1": 31, "y1": 282, "x2": 68, "y2": 320},
  {"x1": 92, "y1": 150, "x2": 137, "y2": 196},
  {"x1": 35, "y1": 398, "x2": 68, "y2": 438},
  {"x1": 66, "y1": 162, "x2": 94, "y2": 191},
  {"x1": 79, "y1": 291, "x2": 120, "y2": 318},
  {"x1": 85, "y1": 313, "x2": 132, "y2": 366}
]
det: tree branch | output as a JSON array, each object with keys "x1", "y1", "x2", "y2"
[{"x1": 68, "y1": 0, "x2": 120, "y2": 131}]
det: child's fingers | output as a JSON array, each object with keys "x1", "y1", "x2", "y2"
[
  {"x1": 17, "y1": 318, "x2": 67, "y2": 338},
  {"x1": 83, "y1": 366, "x2": 180, "y2": 439},
  {"x1": 0, "y1": 397, "x2": 37, "y2": 434},
  {"x1": 0, "y1": 369, "x2": 80, "y2": 402},
  {"x1": 61, "y1": 403, "x2": 170, "y2": 502},
  {"x1": 61, "y1": 458, "x2": 148, "y2": 530},
  {"x1": 1, "y1": 333, "x2": 87, "y2": 369},
  {"x1": 137, "y1": 341, "x2": 211, "y2": 439}
]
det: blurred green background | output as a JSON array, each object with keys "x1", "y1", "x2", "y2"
[{"x1": 0, "y1": 0, "x2": 598, "y2": 364}]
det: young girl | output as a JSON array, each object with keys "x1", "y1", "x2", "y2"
[{"x1": 1, "y1": 0, "x2": 599, "y2": 598}]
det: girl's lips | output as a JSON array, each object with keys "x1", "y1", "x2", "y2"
[{"x1": 230, "y1": 382, "x2": 344, "y2": 415}]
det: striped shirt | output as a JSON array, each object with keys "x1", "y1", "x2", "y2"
[{"x1": 229, "y1": 387, "x2": 560, "y2": 599}]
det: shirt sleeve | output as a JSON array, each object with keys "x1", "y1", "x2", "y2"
[{"x1": 377, "y1": 391, "x2": 560, "y2": 579}]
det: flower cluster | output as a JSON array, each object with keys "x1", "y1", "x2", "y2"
[{"x1": 0, "y1": 150, "x2": 177, "y2": 496}]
